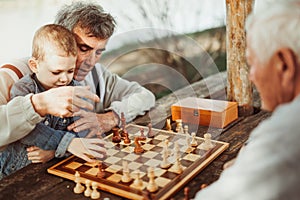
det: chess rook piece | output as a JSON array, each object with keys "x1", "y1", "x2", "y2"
[
  {"x1": 96, "y1": 162, "x2": 106, "y2": 178},
  {"x1": 91, "y1": 182, "x2": 100, "y2": 199},
  {"x1": 147, "y1": 123, "x2": 155, "y2": 138},
  {"x1": 112, "y1": 127, "x2": 121, "y2": 143},
  {"x1": 134, "y1": 136, "x2": 146, "y2": 154},
  {"x1": 166, "y1": 118, "x2": 172, "y2": 132},
  {"x1": 146, "y1": 167, "x2": 158, "y2": 192},
  {"x1": 84, "y1": 180, "x2": 92, "y2": 197},
  {"x1": 73, "y1": 171, "x2": 85, "y2": 194}
]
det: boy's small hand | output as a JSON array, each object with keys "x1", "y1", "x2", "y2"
[{"x1": 27, "y1": 146, "x2": 55, "y2": 163}]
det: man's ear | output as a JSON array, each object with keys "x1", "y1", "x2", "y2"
[
  {"x1": 274, "y1": 48, "x2": 297, "y2": 97},
  {"x1": 28, "y1": 57, "x2": 38, "y2": 73}
]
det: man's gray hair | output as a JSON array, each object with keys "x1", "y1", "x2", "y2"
[
  {"x1": 54, "y1": 1, "x2": 116, "y2": 39},
  {"x1": 246, "y1": 0, "x2": 300, "y2": 64}
]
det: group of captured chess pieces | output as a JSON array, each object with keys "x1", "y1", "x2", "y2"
[{"x1": 71, "y1": 114, "x2": 213, "y2": 199}]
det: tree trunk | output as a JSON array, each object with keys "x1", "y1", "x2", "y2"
[{"x1": 226, "y1": 0, "x2": 255, "y2": 116}]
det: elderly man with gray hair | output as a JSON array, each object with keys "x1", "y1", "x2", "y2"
[{"x1": 195, "y1": 0, "x2": 300, "y2": 199}]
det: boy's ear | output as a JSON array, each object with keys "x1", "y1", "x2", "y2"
[{"x1": 28, "y1": 58, "x2": 38, "y2": 73}]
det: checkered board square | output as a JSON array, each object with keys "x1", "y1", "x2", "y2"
[{"x1": 48, "y1": 124, "x2": 229, "y2": 200}]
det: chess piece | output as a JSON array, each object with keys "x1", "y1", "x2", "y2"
[
  {"x1": 185, "y1": 134, "x2": 193, "y2": 152},
  {"x1": 166, "y1": 118, "x2": 172, "y2": 131},
  {"x1": 97, "y1": 162, "x2": 106, "y2": 178},
  {"x1": 190, "y1": 132, "x2": 198, "y2": 147},
  {"x1": 183, "y1": 125, "x2": 189, "y2": 134},
  {"x1": 132, "y1": 170, "x2": 143, "y2": 189},
  {"x1": 140, "y1": 128, "x2": 146, "y2": 139},
  {"x1": 173, "y1": 142, "x2": 183, "y2": 174},
  {"x1": 91, "y1": 182, "x2": 100, "y2": 199},
  {"x1": 134, "y1": 136, "x2": 146, "y2": 154},
  {"x1": 112, "y1": 127, "x2": 121, "y2": 143},
  {"x1": 121, "y1": 161, "x2": 131, "y2": 183},
  {"x1": 146, "y1": 167, "x2": 158, "y2": 192},
  {"x1": 175, "y1": 119, "x2": 183, "y2": 133},
  {"x1": 199, "y1": 133, "x2": 214, "y2": 150},
  {"x1": 73, "y1": 171, "x2": 84, "y2": 194},
  {"x1": 160, "y1": 146, "x2": 171, "y2": 168},
  {"x1": 164, "y1": 139, "x2": 171, "y2": 156},
  {"x1": 84, "y1": 180, "x2": 92, "y2": 197},
  {"x1": 184, "y1": 187, "x2": 190, "y2": 200},
  {"x1": 123, "y1": 132, "x2": 131, "y2": 144},
  {"x1": 147, "y1": 123, "x2": 155, "y2": 138},
  {"x1": 120, "y1": 112, "x2": 126, "y2": 130}
]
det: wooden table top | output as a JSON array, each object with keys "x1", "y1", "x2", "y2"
[{"x1": 0, "y1": 72, "x2": 271, "y2": 200}]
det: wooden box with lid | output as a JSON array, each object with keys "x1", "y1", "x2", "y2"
[{"x1": 171, "y1": 97, "x2": 238, "y2": 128}]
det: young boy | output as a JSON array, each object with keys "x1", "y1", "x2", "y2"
[{"x1": 0, "y1": 24, "x2": 82, "y2": 179}]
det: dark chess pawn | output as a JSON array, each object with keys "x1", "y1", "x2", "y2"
[
  {"x1": 147, "y1": 123, "x2": 155, "y2": 138},
  {"x1": 112, "y1": 127, "x2": 121, "y2": 143},
  {"x1": 124, "y1": 132, "x2": 131, "y2": 144},
  {"x1": 140, "y1": 128, "x2": 146, "y2": 139},
  {"x1": 96, "y1": 162, "x2": 106, "y2": 178}
]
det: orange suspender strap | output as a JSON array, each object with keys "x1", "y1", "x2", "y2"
[{"x1": 1, "y1": 64, "x2": 23, "y2": 79}]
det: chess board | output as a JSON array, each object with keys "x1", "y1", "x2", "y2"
[{"x1": 48, "y1": 124, "x2": 229, "y2": 200}]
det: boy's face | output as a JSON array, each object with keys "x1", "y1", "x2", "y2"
[{"x1": 35, "y1": 50, "x2": 76, "y2": 90}]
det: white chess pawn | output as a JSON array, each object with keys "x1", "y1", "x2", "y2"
[
  {"x1": 183, "y1": 125, "x2": 189, "y2": 134},
  {"x1": 91, "y1": 182, "x2": 100, "y2": 199},
  {"x1": 146, "y1": 167, "x2": 158, "y2": 192},
  {"x1": 73, "y1": 171, "x2": 84, "y2": 194},
  {"x1": 132, "y1": 170, "x2": 143, "y2": 188},
  {"x1": 203, "y1": 133, "x2": 214, "y2": 150},
  {"x1": 190, "y1": 132, "x2": 198, "y2": 147},
  {"x1": 84, "y1": 180, "x2": 92, "y2": 197}
]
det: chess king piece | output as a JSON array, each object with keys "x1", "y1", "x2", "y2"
[
  {"x1": 73, "y1": 171, "x2": 85, "y2": 194},
  {"x1": 84, "y1": 180, "x2": 92, "y2": 197},
  {"x1": 146, "y1": 167, "x2": 158, "y2": 192},
  {"x1": 121, "y1": 161, "x2": 132, "y2": 183},
  {"x1": 91, "y1": 182, "x2": 100, "y2": 199}
]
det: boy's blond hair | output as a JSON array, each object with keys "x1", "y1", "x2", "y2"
[{"x1": 32, "y1": 24, "x2": 77, "y2": 61}]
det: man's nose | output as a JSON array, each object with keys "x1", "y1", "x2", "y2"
[{"x1": 85, "y1": 52, "x2": 98, "y2": 65}]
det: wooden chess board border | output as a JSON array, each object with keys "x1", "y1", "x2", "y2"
[{"x1": 47, "y1": 124, "x2": 229, "y2": 200}]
